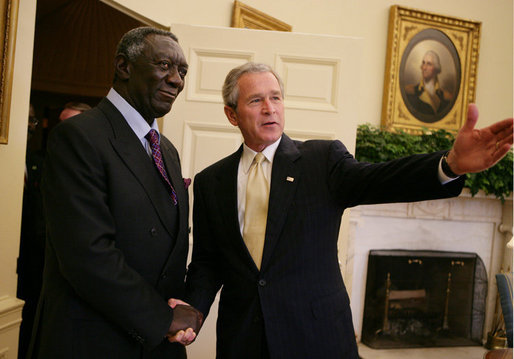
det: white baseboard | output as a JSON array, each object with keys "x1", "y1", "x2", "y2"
[{"x1": 0, "y1": 295, "x2": 24, "y2": 358}]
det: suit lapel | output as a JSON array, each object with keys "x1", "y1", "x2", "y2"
[
  {"x1": 211, "y1": 137, "x2": 301, "y2": 272},
  {"x1": 159, "y1": 138, "x2": 190, "y2": 271},
  {"x1": 261, "y1": 135, "x2": 301, "y2": 271},
  {"x1": 161, "y1": 139, "x2": 188, "y2": 240},
  {"x1": 214, "y1": 147, "x2": 260, "y2": 267},
  {"x1": 98, "y1": 99, "x2": 178, "y2": 240}
]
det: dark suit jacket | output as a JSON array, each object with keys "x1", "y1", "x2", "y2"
[
  {"x1": 186, "y1": 134, "x2": 464, "y2": 359},
  {"x1": 18, "y1": 148, "x2": 46, "y2": 302},
  {"x1": 29, "y1": 98, "x2": 190, "y2": 359},
  {"x1": 17, "y1": 148, "x2": 46, "y2": 359}
]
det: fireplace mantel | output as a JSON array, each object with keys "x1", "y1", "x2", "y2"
[{"x1": 343, "y1": 189, "x2": 513, "y2": 343}]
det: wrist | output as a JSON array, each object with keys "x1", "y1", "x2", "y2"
[{"x1": 441, "y1": 151, "x2": 459, "y2": 178}]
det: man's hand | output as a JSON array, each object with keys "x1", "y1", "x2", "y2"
[
  {"x1": 447, "y1": 103, "x2": 513, "y2": 175},
  {"x1": 165, "y1": 298, "x2": 203, "y2": 346}
]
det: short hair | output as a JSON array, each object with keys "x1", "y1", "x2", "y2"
[
  {"x1": 222, "y1": 62, "x2": 284, "y2": 110},
  {"x1": 115, "y1": 26, "x2": 179, "y2": 62},
  {"x1": 63, "y1": 101, "x2": 91, "y2": 113},
  {"x1": 423, "y1": 50, "x2": 441, "y2": 74}
]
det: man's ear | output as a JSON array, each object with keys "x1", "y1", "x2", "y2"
[
  {"x1": 224, "y1": 106, "x2": 238, "y2": 126},
  {"x1": 114, "y1": 55, "x2": 131, "y2": 81}
]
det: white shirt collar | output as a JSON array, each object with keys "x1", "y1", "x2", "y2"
[
  {"x1": 241, "y1": 137, "x2": 282, "y2": 174},
  {"x1": 106, "y1": 88, "x2": 159, "y2": 143}
]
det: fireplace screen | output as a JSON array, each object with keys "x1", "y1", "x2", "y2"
[{"x1": 361, "y1": 250, "x2": 487, "y2": 348}]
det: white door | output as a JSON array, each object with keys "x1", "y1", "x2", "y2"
[{"x1": 162, "y1": 24, "x2": 362, "y2": 358}]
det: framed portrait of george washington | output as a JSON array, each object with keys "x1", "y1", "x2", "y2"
[
  {"x1": 0, "y1": 0, "x2": 19, "y2": 144},
  {"x1": 381, "y1": 6, "x2": 481, "y2": 133}
]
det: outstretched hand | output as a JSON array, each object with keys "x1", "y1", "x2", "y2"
[
  {"x1": 447, "y1": 103, "x2": 513, "y2": 175},
  {"x1": 166, "y1": 298, "x2": 204, "y2": 346}
]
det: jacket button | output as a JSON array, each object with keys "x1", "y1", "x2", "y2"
[
  {"x1": 150, "y1": 228, "x2": 157, "y2": 236},
  {"x1": 258, "y1": 279, "x2": 266, "y2": 287},
  {"x1": 161, "y1": 272, "x2": 167, "y2": 279}
]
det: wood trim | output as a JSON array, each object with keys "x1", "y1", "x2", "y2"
[{"x1": 231, "y1": 1, "x2": 291, "y2": 32}]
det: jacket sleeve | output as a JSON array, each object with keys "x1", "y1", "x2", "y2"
[
  {"x1": 184, "y1": 171, "x2": 224, "y2": 319},
  {"x1": 326, "y1": 140, "x2": 464, "y2": 208}
]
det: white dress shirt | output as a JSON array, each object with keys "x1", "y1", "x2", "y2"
[
  {"x1": 106, "y1": 88, "x2": 160, "y2": 157},
  {"x1": 237, "y1": 137, "x2": 281, "y2": 235}
]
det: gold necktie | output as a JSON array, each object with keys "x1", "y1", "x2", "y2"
[{"x1": 243, "y1": 153, "x2": 269, "y2": 269}]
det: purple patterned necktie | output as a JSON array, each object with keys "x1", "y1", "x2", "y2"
[{"x1": 145, "y1": 129, "x2": 178, "y2": 205}]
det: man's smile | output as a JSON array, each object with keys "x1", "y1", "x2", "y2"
[{"x1": 158, "y1": 89, "x2": 177, "y2": 100}]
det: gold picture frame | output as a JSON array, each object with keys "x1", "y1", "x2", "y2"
[
  {"x1": 231, "y1": 1, "x2": 292, "y2": 32},
  {"x1": 381, "y1": 5, "x2": 481, "y2": 133},
  {"x1": 0, "y1": 0, "x2": 19, "y2": 144}
]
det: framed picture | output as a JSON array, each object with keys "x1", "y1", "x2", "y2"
[
  {"x1": 231, "y1": 0, "x2": 292, "y2": 32},
  {"x1": 0, "y1": 0, "x2": 19, "y2": 144},
  {"x1": 381, "y1": 5, "x2": 481, "y2": 133}
]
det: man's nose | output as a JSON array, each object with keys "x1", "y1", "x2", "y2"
[
  {"x1": 262, "y1": 98, "x2": 276, "y2": 114},
  {"x1": 166, "y1": 67, "x2": 183, "y2": 86}
]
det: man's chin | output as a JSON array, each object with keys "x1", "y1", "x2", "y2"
[{"x1": 153, "y1": 104, "x2": 173, "y2": 118}]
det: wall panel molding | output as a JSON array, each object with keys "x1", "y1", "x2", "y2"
[
  {"x1": 276, "y1": 55, "x2": 340, "y2": 112},
  {"x1": 182, "y1": 122, "x2": 242, "y2": 176},
  {"x1": 187, "y1": 48, "x2": 254, "y2": 103},
  {"x1": 0, "y1": 296, "x2": 23, "y2": 334},
  {"x1": 0, "y1": 296, "x2": 23, "y2": 358}
]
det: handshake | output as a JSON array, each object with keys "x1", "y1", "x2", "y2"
[{"x1": 166, "y1": 298, "x2": 204, "y2": 346}]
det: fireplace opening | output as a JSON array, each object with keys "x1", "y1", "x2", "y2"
[{"x1": 361, "y1": 250, "x2": 487, "y2": 349}]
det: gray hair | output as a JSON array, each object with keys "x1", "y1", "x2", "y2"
[
  {"x1": 222, "y1": 62, "x2": 284, "y2": 110},
  {"x1": 63, "y1": 101, "x2": 91, "y2": 113},
  {"x1": 115, "y1": 26, "x2": 179, "y2": 62},
  {"x1": 423, "y1": 50, "x2": 441, "y2": 74}
]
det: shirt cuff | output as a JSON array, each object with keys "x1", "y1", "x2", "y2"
[{"x1": 438, "y1": 156, "x2": 459, "y2": 184}]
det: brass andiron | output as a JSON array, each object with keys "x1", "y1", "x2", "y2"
[
  {"x1": 376, "y1": 272, "x2": 392, "y2": 335},
  {"x1": 439, "y1": 261, "x2": 464, "y2": 332},
  {"x1": 441, "y1": 272, "x2": 452, "y2": 331},
  {"x1": 485, "y1": 268, "x2": 509, "y2": 350},
  {"x1": 439, "y1": 261, "x2": 463, "y2": 332}
]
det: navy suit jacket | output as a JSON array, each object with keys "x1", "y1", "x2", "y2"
[
  {"x1": 30, "y1": 98, "x2": 190, "y2": 359},
  {"x1": 186, "y1": 134, "x2": 464, "y2": 359}
]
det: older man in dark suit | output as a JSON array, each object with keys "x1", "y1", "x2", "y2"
[
  {"x1": 185, "y1": 62, "x2": 513, "y2": 359},
  {"x1": 29, "y1": 27, "x2": 202, "y2": 359}
]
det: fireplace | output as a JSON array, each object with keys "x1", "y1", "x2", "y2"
[
  {"x1": 344, "y1": 193, "x2": 509, "y2": 344},
  {"x1": 361, "y1": 249, "x2": 487, "y2": 348}
]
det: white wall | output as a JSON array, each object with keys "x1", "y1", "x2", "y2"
[
  {"x1": 0, "y1": 0, "x2": 37, "y2": 356},
  {"x1": 111, "y1": 0, "x2": 513, "y2": 129}
]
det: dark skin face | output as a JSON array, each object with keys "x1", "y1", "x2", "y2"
[{"x1": 113, "y1": 34, "x2": 188, "y2": 125}]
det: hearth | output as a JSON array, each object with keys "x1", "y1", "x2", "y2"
[{"x1": 361, "y1": 249, "x2": 487, "y2": 349}]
